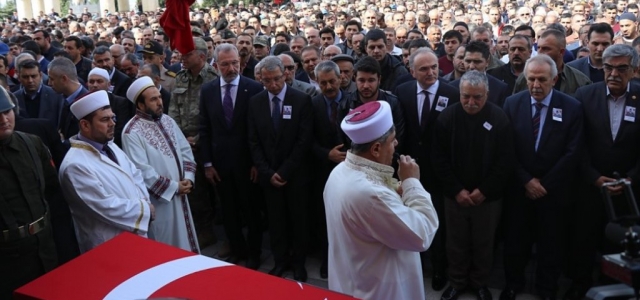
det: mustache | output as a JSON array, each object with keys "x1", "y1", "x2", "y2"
[
  {"x1": 531, "y1": 88, "x2": 544, "y2": 93},
  {"x1": 607, "y1": 77, "x2": 623, "y2": 83},
  {"x1": 463, "y1": 104, "x2": 479, "y2": 109}
]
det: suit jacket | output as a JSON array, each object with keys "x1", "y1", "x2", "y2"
[
  {"x1": 59, "y1": 86, "x2": 88, "y2": 141},
  {"x1": 450, "y1": 74, "x2": 509, "y2": 108},
  {"x1": 503, "y1": 90, "x2": 584, "y2": 195},
  {"x1": 290, "y1": 79, "x2": 318, "y2": 97},
  {"x1": 487, "y1": 63, "x2": 519, "y2": 95},
  {"x1": 160, "y1": 86, "x2": 171, "y2": 114},
  {"x1": 295, "y1": 70, "x2": 310, "y2": 83},
  {"x1": 15, "y1": 116, "x2": 69, "y2": 169},
  {"x1": 111, "y1": 69, "x2": 133, "y2": 99},
  {"x1": 108, "y1": 93, "x2": 134, "y2": 148},
  {"x1": 311, "y1": 92, "x2": 343, "y2": 178},
  {"x1": 15, "y1": 85, "x2": 65, "y2": 128},
  {"x1": 394, "y1": 73, "x2": 415, "y2": 89},
  {"x1": 198, "y1": 76, "x2": 264, "y2": 175},
  {"x1": 566, "y1": 57, "x2": 602, "y2": 82},
  {"x1": 395, "y1": 80, "x2": 460, "y2": 192},
  {"x1": 575, "y1": 81, "x2": 640, "y2": 186},
  {"x1": 247, "y1": 86, "x2": 314, "y2": 186}
]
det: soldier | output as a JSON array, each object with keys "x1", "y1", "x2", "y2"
[
  {"x1": 139, "y1": 40, "x2": 176, "y2": 92},
  {"x1": 0, "y1": 86, "x2": 58, "y2": 298},
  {"x1": 170, "y1": 37, "x2": 219, "y2": 249}
]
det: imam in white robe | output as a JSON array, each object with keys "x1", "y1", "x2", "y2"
[
  {"x1": 122, "y1": 112, "x2": 199, "y2": 253},
  {"x1": 59, "y1": 136, "x2": 152, "y2": 253},
  {"x1": 323, "y1": 152, "x2": 439, "y2": 300}
]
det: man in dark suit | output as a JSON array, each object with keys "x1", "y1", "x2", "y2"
[
  {"x1": 92, "y1": 46, "x2": 133, "y2": 99},
  {"x1": 236, "y1": 33, "x2": 258, "y2": 80},
  {"x1": 14, "y1": 60, "x2": 65, "y2": 128},
  {"x1": 248, "y1": 56, "x2": 313, "y2": 282},
  {"x1": 63, "y1": 36, "x2": 93, "y2": 83},
  {"x1": 86, "y1": 68, "x2": 134, "y2": 147},
  {"x1": 566, "y1": 44, "x2": 640, "y2": 300},
  {"x1": 199, "y1": 44, "x2": 265, "y2": 270},
  {"x1": 501, "y1": 54, "x2": 584, "y2": 300},
  {"x1": 310, "y1": 60, "x2": 346, "y2": 279},
  {"x1": 47, "y1": 57, "x2": 88, "y2": 142},
  {"x1": 449, "y1": 41, "x2": 509, "y2": 107},
  {"x1": 394, "y1": 48, "x2": 460, "y2": 292},
  {"x1": 487, "y1": 35, "x2": 532, "y2": 95},
  {"x1": 566, "y1": 23, "x2": 613, "y2": 83}
]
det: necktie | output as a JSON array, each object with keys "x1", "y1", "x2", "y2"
[
  {"x1": 223, "y1": 83, "x2": 234, "y2": 126},
  {"x1": 532, "y1": 102, "x2": 544, "y2": 141},
  {"x1": 330, "y1": 101, "x2": 338, "y2": 129},
  {"x1": 272, "y1": 96, "x2": 281, "y2": 128},
  {"x1": 420, "y1": 90, "x2": 431, "y2": 127},
  {"x1": 103, "y1": 144, "x2": 119, "y2": 166}
]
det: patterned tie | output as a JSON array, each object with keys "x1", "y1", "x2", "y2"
[
  {"x1": 532, "y1": 102, "x2": 544, "y2": 141},
  {"x1": 421, "y1": 90, "x2": 431, "y2": 127},
  {"x1": 271, "y1": 96, "x2": 281, "y2": 128},
  {"x1": 223, "y1": 83, "x2": 234, "y2": 126},
  {"x1": 330, "y1": 101, "x2": 338, "y2": 129},
  {"x1": 103, "y1": 144, "x2": 119, "y2": 166}
]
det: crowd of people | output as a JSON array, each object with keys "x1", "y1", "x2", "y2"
[{"x1": 2, "y1": 0, "x2": 640, "y2": 299}]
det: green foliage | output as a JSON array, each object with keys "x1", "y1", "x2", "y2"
[
  {"x1": 0, "y1": 0, "x2": 16, "y2": 20},
  {"x1": 61, "y1": 0, "x2": 70, "y2": 16}
]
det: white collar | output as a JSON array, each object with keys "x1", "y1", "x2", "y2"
[
  {"x1": 345, "y1": 151, "x2": 399, "y2": 191},
  {"x1": 221, "y1": 75, "x2": 240, "y2": 87},
  {"x1": 416, "y1": 79, "x2": 439, "y2": 95}
]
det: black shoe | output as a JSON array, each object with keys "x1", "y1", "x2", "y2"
[
  {"x1": 268, "y1": 264, "x2": 287, "y2": 277},
  {"x1": 441, "y1": 286, "x2": 463, "y2": 300},
  {"x1": 432, "y1": 272, "x2": 448, "y2": 291},
  {"x1": 499, "y1": 287, "x2": 518, "y2": 300},
  {"x1": 476, "y1": 286, "x2": 492, "y2": 300},
  {"x1": 563, "y1": 284, "x2": 588, "y2": 300},
  {"x1": 320, "y1": 260, "x2": 328, "y2": 279},
  {"x1": 293, "y1": 265, "x2": 308, "y2": 282},
  {"x1": 246, "y1": 256, "x2": 261, "y2": 270}
]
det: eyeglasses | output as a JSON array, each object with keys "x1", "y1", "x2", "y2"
[
  {"x1": 604, "y1": 64, "x2": 631, "y2": 73},
  {"x1": 284, "y1": 65, "x2": 296, "y2": 71},
  {"x1": 520, "y1": 13, "x2": 531, "y2": 16}
]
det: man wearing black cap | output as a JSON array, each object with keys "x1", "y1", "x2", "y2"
[
  {"x1": 331, "y1": 54, "x2": 357, "y2": 93},
  {"x1": 0, "y1": 86, "x2": 59, "y2": 299},
  {"x1": 139, "y1": 40, "x2": 176, "y2": 92}
]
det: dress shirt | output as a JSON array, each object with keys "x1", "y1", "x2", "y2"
[
  {"x1": 77, "y1": 132, "x2": 111, "y2": 158},
  {"x1": 531, "y1": 90, "x2": 552, "y2": 151},
  {"x1": 324, "y1": 90, "x2": 343, "y2": 119},
  {"x1": 607, "y1": 84, "x2": 630, "y2": 140},
  {"x1": 269, "y1": 83, "x2": 288, "y2": 113},
  {"x1": 65, "y1": 84, "x2": 85, "y2": 103},
  {"x1": 221, "y1": 75, "x2": 240, "y2": 107},
  {"x1": 416, "y1": 80, "x2": 439, "y2": 125},
  {"x1": 25, "y1": 83, "x2": 43, "y2": 100}
]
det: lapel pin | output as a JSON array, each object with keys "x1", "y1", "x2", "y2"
[{"x1": 633, "y1": 95, "x2": 637, "y2": 100}]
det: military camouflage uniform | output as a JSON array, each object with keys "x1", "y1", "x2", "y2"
[{"x1": 169, "y1": 63, "x2": 219, "y2": 248}]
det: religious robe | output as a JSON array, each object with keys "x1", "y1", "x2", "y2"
[
  {"x1": 59, "y1": 137, "x2": 152, "y2": 253},
  {"x1": 323, "y1": 152, "x2": 439, "y2": 300},
  {"x1": 122, "y1": 111, "x2": 199, "y2": 253}
]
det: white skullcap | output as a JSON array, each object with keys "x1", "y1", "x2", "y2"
[
  {"x1": 70, "y1": 90, "x2": 110, "y2": 119},
  {"x1": 88, "y1": 68, "x2": 109, "y2": 81},
  {"x1": 126, "y1": 76, "x2": 155, "y2": 104},
  {"x1": 341, "y1": 101, "x2": 393, "y2": 144}
]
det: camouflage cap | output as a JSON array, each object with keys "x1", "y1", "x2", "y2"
[
  {"x1": 220, "y1": 30, "x2": 236, "y2": 40},
  {"x1": 253, "y1": 35, "x2": 269, "y2": 47},
  {"x1": 193, "y1": 37, "x2": 208, "y2": 52},
  {"x1": 191, "y1": 26, "x2": 204, "y2": 37}
]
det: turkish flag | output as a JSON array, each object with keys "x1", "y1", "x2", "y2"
[{"x1": 159, "y1": 0, "x2": 195, "y2": 55}]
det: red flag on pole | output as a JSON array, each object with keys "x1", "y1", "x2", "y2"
[{"x1": 159, "y1": 0, "x2": 196, "y2": 55}]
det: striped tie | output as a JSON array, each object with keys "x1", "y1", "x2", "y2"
[{"x1": 532, "y1": 102, "x2": 544, "y2": 140}]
